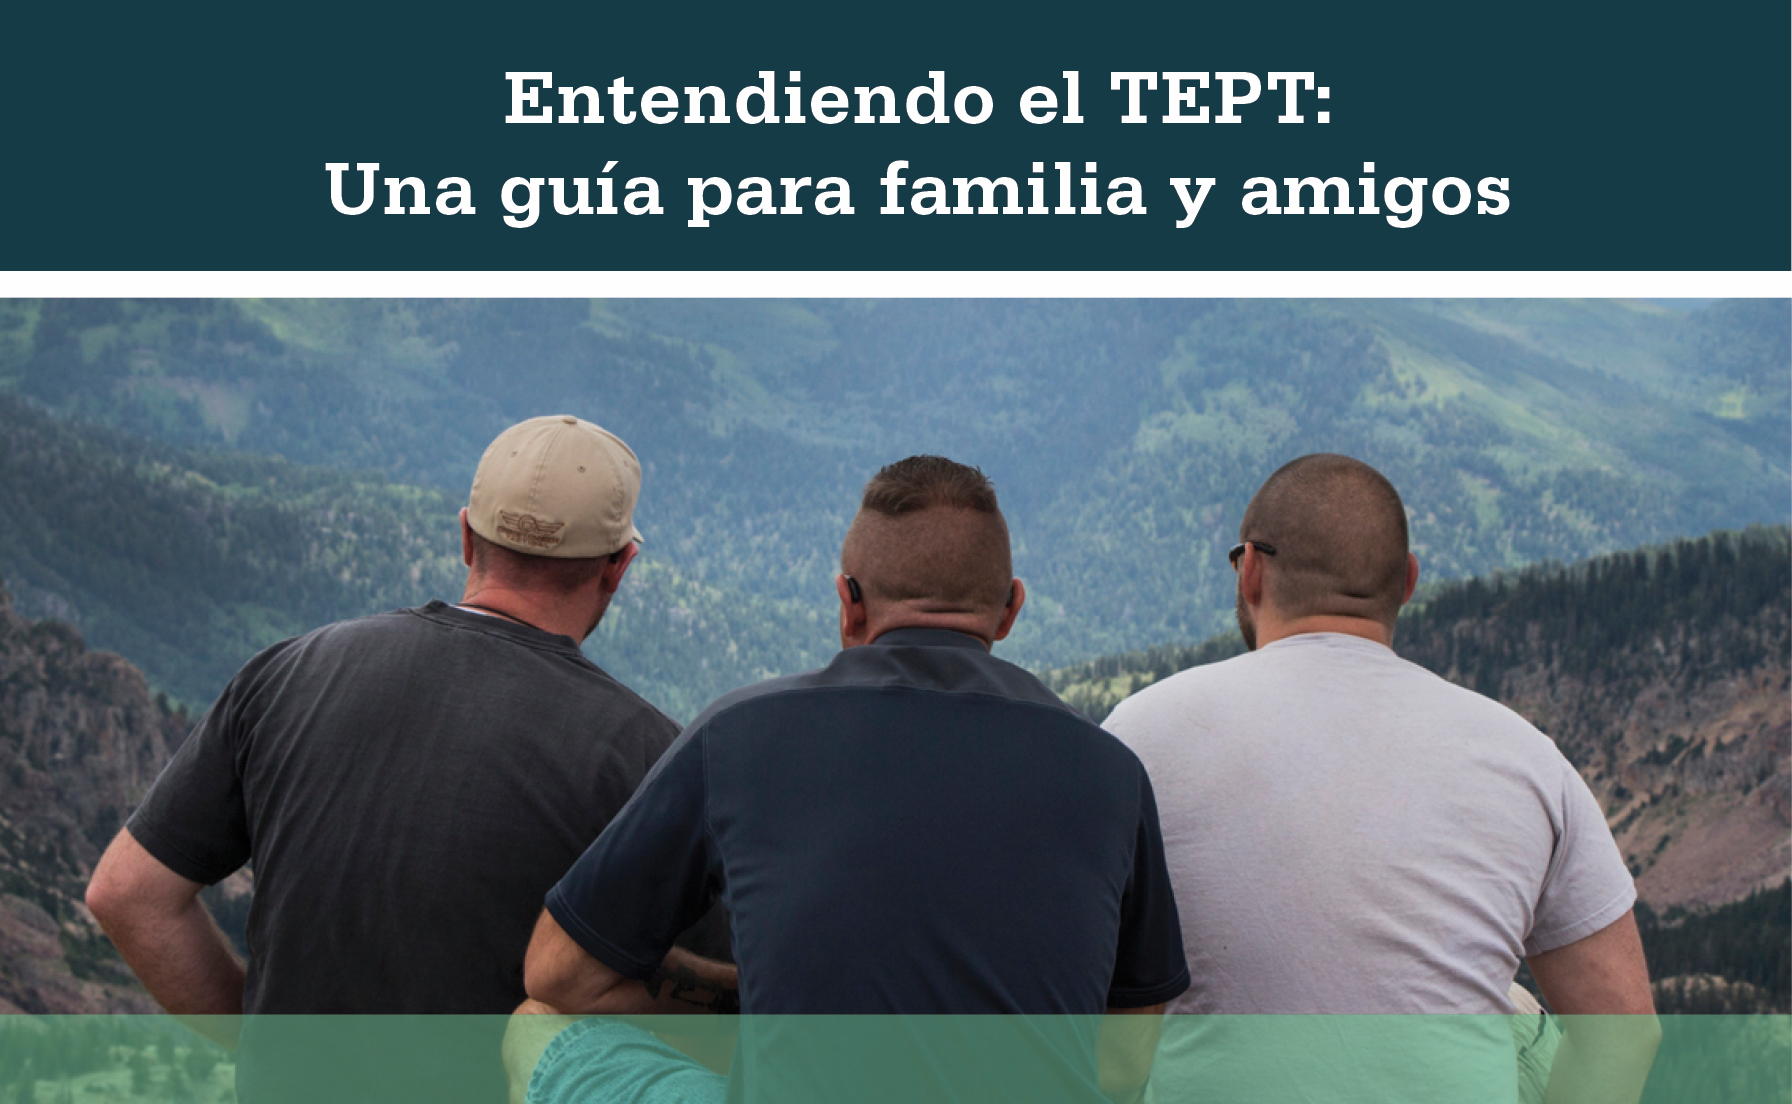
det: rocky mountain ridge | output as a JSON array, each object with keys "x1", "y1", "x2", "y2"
[
  {"x1": 0, "y1": 582, "x2": 170, "y2": 1012},
  {"x1": 1395, "y1": 527, "x2": 1790, "y2": 910}
]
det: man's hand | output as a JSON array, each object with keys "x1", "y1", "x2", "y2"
[
  {"x1": 85, "y1": 828, "x2": 244, "y2": 1049},
  {"x1": 1527, "y1": 910, "x2": 1661, "y2": 1104},
  {"x1": 641, "y1": 951, "x2": 741, "y2": 1015},
  {"x1": 524, "y1": 910, "x2": 738, "y2": 1016}
]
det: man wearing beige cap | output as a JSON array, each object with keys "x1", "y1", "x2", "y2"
[{"x1": 87, "y1": 417, "x2": 720, "y2": 1098}]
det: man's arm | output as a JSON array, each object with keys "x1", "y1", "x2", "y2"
[
  {"x1": 1098, "y1": 1004, "x2": 1164, "y2": 1104},
  {"x1": 1527, "y1": 910, "x2": 1661, "y2": 1104},
  {"x1": 85, "y1": 828, "x2": 244, "y2": 1048},
  {"x1": 523, "y1": 910, "x2": 738, "y2": 1016}
]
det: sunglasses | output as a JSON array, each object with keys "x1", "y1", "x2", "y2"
[{"x1": 1227, "y1": 540, "x2": 1277, "y2": 568}]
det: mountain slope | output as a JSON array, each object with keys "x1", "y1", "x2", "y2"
[
  {"x1": 0, "y1": 584, "x2": 168, "y2": 1012},
  {"x1": 1394, "y1": 526, "x2": 1791, "y2": 910},
  {"x1": 0, "y1": 395, "x2": 829, "y2": 719},
  {"x1": 0, "y1": 394, "x2": 467, "y2": 708},
  {"x1": 1025, "y1": 300, "x2": 1787, "y2": 651},
  {"x1": 2, "y1": 298, "x2": 1784, "y2": 680}
]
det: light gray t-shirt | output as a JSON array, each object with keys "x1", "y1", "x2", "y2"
[{"x1": 1104, "y1": 632, "x2": 1635, "y2": 1015}]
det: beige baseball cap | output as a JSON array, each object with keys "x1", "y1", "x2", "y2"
[{"x1": 468, "y1": 415, "x2": 644, "y2": 558}]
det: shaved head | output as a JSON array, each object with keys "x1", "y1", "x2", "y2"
[
  {"x1": 1240, "y1": 454, "x2": 1410, "y2": 628},
  {"x1": 841, "y1": 456, "x2": 1012, "y2": 613}
]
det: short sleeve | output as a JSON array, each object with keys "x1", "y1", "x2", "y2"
[
  {"x1": 1106, "y1": 769, "x2": 1191, "y2": 1007},
  {"x1": 125, "y1": 689, "x2": 253, "y2": 886},
  {"x1": 1524, "y1": 755, "x2": 1637, "y2": 957},
  {"x1": 545, "y1": 728, "x2": 714, "y2": 978}
]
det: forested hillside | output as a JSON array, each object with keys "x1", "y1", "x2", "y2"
[
  {"x1": 0, "y1": 395, "x2": 465, "y2": 707},
  {"x1": 1394, "y1": 526, "x2": 1790, "y2": 909},
  {"x1": 2, "y1": 298, "x2": 1784, "y2": 689},
  {"x1": 1637, "y1": 880, "x2": 1789, "y2": 1013},
  {"x1": 0, "y1": 395, "x2": 829, "y2": 718}
]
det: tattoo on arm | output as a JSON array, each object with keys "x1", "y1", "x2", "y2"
[{"x1": 644, "y1": 962, "x2": 740, "y2": 1014}]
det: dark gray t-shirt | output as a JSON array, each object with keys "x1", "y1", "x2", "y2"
[{"x1": 128, "y1": 601, "x2": 684, "y2": 1014}]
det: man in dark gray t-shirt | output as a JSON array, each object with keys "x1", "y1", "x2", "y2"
[
  {"x1": 117, "y1": 599, "x2": 681, "y2": 1013},
  {"x1": 85, "y1": 416, "x2": 722, "y2": 1098}
]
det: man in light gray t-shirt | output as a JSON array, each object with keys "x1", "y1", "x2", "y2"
[{"x1": 1105, "y1": 454, "x2": 1658, "y2": 1103}]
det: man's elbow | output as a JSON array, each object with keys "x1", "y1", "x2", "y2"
[
  {"x1": 85, "y1": 851, "x2": 135, "y2": 931},
  {"x1": 522, "y1": 910, "x2": 627, "y2": 1012},
  {"x1": 522, "y1": 943, "x2": 601, "y2": 1011},
  {"x1": 83, "y1": 879, "x2": 114, "y2": 928},
  {"x1": 86, "y1": 829, "x2": 196, "y2": 937},
  {"x1": 524, "y1": 963, "x2": 623, "y2": 1015},
  {"x1": 522, "y1": 954, "x2": 573, "y2": 1009}
]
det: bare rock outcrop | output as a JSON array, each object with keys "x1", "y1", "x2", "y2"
[{"x1": 0, "y1": 578, "x2": 183, "y2": 1012}]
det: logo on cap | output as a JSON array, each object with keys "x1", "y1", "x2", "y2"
[{"x1": 496, "y1": 511, "x2": 565, "y2": 551}]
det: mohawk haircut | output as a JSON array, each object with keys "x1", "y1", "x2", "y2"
[
  {"x1": 860, "y1": 455, "x2": 1003, "y2": 516},
  {"x1": 844, "y1": 456, "x2": 1012, "y2": 610}
]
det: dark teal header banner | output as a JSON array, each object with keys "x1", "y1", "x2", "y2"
[{"x1": 6, "y1": 1, "x2": 1787, "y2": 271}]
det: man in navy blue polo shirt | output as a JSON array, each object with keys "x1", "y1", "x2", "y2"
[{"x1": 513, "y1": 456, "x2": 1188, "y2": 1104}]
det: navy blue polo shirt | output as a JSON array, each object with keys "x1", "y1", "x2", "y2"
[{"x1": 547, "y1": 627, "x2": 1189, "y2": 1015}]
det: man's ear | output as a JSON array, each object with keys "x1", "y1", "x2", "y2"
[
  {"x1": 460, "y1": 508, "x2": 477, "y2": 569},
  {"x1": 992, "y1": 578, "x2": 1027, "y2": 642},
  {"x1": 598, "y1": 542, "x2": 640, "y2": 596},
  {"x1": 835, "y1": 574, "x2": 870, "y2": 646},
  {"x1": 1238, "y1": 544, "x2": 1267, "y2": 607},
  {"x1": 1401, "y1": 552, "x2": 1420, "y2": 605}
]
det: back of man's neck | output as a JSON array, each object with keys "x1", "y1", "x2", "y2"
[
  {"x1": 458, "y1": 586, "x2": 590, "y2": 642},
  {"x1": 862, "y1": 615, "x2": 994, "y2": 650},
  {"x1": 1255, "y1": 615, "x2": 1394, "y2": 650}
]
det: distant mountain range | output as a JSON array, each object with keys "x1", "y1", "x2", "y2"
[{"x1": 0, "y1": 298, "x2": 1785, "y2": 716}]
